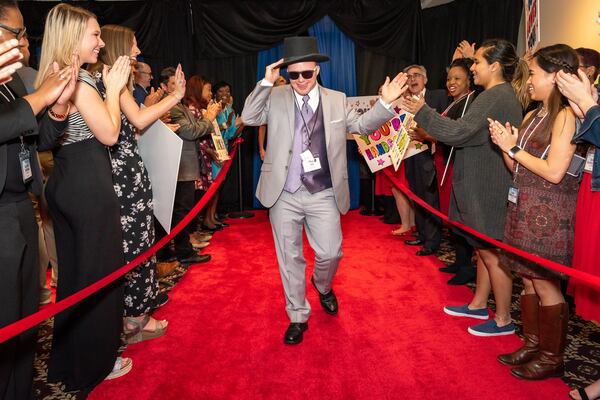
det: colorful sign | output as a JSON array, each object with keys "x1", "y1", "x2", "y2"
[{"x1": 210, "y1": 121, "x2": 230, "y2": 161}]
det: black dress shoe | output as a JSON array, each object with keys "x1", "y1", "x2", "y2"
[
  {"x1": 179, "y1": 253, "x2": 211, "y2": 265},
  {"x1": 284, "y1": 322, "x2": 308, "y2": 345},
  {"x1": 447, "y1": 266, "x2": 476, "y2": 285},
  {"x1": 311, "y1": 277, "x2": 338, "y2": 315},
  {"x1": 439, "y1": 263, "x2": 462, "y2": 273},
  {"x1": 405, "y1": 239, "x2": 423, "y2": 246},
  {"x1": 416, "y1": 247, "x2": 436, "y2": 256},
  {"x1": 200, "y1": 224, "x2": 222, "y2": 233}
]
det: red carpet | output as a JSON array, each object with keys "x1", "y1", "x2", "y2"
[{"x1": 90, "y1": 210, "x2": 568, "y2": 399}]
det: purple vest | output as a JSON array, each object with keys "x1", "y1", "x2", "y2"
[{"x1": 283, "y1": 99, "x2": 332, "y2": 194}]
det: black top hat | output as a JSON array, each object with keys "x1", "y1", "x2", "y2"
[{"x1": 278, "y1": 37, "x2": 330, "y2": 68}]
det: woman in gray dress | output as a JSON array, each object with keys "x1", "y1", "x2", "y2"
[{"x1": 400, "y1": 39, "x2": 527, "y2": 337}]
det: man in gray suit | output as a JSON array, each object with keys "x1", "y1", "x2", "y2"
[{"x1": 241, "y1": 37, "x2": 408, "y2": 344}]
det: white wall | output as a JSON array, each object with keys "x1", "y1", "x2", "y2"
[{"x1": 538, "y1": 0, "x2": 600, "y2": 50}]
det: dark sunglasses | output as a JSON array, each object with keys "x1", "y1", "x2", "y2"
[
  {"x1": 0, "y1": 23, "x2": 26, "y2": 41},
  {"x1": 288, "y1": 68, "x2": 317, "y2": 80}
]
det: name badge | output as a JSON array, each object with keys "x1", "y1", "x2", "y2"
[
  {"x1": 301, "y1": 150, "x2": 322, "y2": 172},
  {"x1": 19, "y1": 148, "x2": 33, "y2": 183},
  {"x1": 508, "y1": 185, "x2": 519, "y2": 205}
]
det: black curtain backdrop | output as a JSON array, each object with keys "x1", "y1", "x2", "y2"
[
  {"x1": 19, "y1": 0, "x2": 522, "y2": 211},
  {"x1": 419, "y1": 0, "x2": 524, "y2": 90}
]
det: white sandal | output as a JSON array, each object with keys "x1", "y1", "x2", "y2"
[{"x1": 105, "y1": 357, "x2": 133, "y2": 380}]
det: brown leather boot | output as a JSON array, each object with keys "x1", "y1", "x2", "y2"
[
  {"x1": 511, "y1": 302, "x2": 568, "y2": 380},
  {"x1": 498, "y1": 294, "x2": 539, "y2": 365}
]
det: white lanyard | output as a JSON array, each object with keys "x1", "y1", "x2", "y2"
[
  {"x1": 440, "y1": 91, "x2": 474, "y2": 186},
  {"x1": 514, "y1": 110, "x2": 548, "y2": 178},
  {"x1": 0, "y1": 84, "x2": 16, "y2": 102}
]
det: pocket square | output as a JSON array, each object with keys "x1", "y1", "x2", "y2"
[{"x1": 330, "y1": 119, "x2": 343, "y2": 124}]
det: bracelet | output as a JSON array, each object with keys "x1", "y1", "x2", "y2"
[{"x1": 48, "y1": 103, "x2": 70, "y2": 121}]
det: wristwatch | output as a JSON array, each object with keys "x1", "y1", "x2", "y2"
[{"x1": 508, "y1": 145, "x2": 522, "y2": 159}]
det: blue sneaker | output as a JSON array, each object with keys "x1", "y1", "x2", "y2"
[
  {"x1": 468, "y1": 319, "x2": 516, "y2": 337},
  {"x1": 443, "y1": 304, "x2": 489, "y2": 320}
]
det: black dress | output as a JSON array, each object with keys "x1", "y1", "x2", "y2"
[
  {"x1": 46, "y1": 70, "x2": 124, "y2": 393},
  {"x1": 93, "y1": 72, "x2": 159, "y2": 316}
]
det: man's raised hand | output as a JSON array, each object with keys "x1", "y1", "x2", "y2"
[{"x1": 264, "y1": 58, "x2": 284, "y2": 84}]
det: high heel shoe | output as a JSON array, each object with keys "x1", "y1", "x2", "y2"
[{"x1": 124, "y1": 314, "x2": 168, "y2": 344}]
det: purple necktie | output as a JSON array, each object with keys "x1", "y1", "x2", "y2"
[{"x1": 301, "y1": 95, "x2": 313, "y2": 149}]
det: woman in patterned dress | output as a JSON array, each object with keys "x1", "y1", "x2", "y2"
[
  {"x1": 87, "y1": 25, "x2": 187, "y2": 344},
  {"x1": 489, "y1": 44, "x2": 579, "y2": 381}
]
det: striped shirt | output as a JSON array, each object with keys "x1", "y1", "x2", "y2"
[{"x1": 61, "y1": 69, "x2": 98, "y2": 145}]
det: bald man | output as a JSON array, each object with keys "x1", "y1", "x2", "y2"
[{"x1": 133, "y1": 61, "x2": 153, "y2": 105}]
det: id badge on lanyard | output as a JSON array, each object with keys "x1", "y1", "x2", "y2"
[
  {"x1": 508, "y1": 184, "x2": 519, "y2": 205},
  {"x1": 19, "y1": 137, "x2": 33, "y2": 183}
]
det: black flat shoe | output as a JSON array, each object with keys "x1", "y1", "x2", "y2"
[
  {"x1": 311, "y1": 276, "x2": 338, "y2": 315},
  {"x1": 405, "y1": 239, "x2": 423, "y2": 246},
  {"x1": 284, "y1": 322, "x2": 308, "y2": 345}
]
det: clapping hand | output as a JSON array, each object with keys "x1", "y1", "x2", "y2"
[
  {"x1": 380, "y1": 72, "x2": 409, "y2": 104},
  {"x1": 556, "y1": 69, "x2": 597, "y2": 118},
  {"x1": 37, "y1": 62, "x2": 76, "y2": 107},
  {"x1": 172, "y1": 63, "x2": 186, "y2": 101},
  {"x1": 264, "y1": 58, "x2": 283, "y2": 84},
  {"x1": 488, "y1": 118, "x2": 518, "y2": 153},
  {"x1": 397, "y1": 93, "x2": 425, "y2": 115},
  {"x1": 408, "y1": 126, "x2": 432, "y2": 142},
  {"x1": 0, "y1": 35, "x2": 23, "y2": 84},
  {"x1": 452, "y1": 40, "x2": 476, "y2": 61},
  {"x1": 54, "y1": 54, "x2": 79, "y2": 106},
  {"x1": 144, "y1": 87, "x2": 165, "y2": 107},
  {"x1": 205, "y1": 100, "x2": 221, "y2": 121},
  {"x1": 103, "y1": 55, "x2": 132, "y2": 95}
]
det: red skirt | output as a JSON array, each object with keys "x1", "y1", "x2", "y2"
[
  {"x1": 375, "y1": 163, "x2": 407, "y2": 196},
  {"x1": 571, "y1": 173, "x2": 600, "y2": 323}
]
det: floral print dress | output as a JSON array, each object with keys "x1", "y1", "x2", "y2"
[{"x1": 94, "y1": 73, "x2": 159, "y2": 316}]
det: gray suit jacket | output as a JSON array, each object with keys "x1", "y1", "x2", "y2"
[
  {"x1": 170, "y1": 103, "x2": 214, "y2": 181},
  {"x1": 242, "y1": 82, "x2": 394, "y2": 214}
]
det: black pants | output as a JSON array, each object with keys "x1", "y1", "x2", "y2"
[
  {"x1": 155, "y1": 181, "x2": 199, "y2": 261},
  {"x1": 0, "y1": 199, "x2": 39, "y2": 400},
  {"x1": 404, "y1": 151, "x2": 442, "y2": 250},
  {"x1": 172, "y1": 181, "x2": 196, "y2": 259},
  {"x1": 46, "y1": 139, "x2": 124, "y2": 393}
]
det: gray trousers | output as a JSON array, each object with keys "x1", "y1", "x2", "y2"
[{"x1": 269, "y1": 186, "x2": 343, "y2": 323}]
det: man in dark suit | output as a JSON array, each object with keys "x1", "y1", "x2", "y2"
[
  {"x1": 0, "y1": 2, "x2": 75, "y2": 398},
  {"x1": 402, "y1": 65, "x2": 447, "y2": 256},
  {"x1": 157, "y1": 67, "x2": 216, "y2": 265},
  {"x1": 133, "y1": 61, "x2": 152, "y2": 105}
]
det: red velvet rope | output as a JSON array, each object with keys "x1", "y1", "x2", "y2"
[
  {"x1": 382, "y1": 167, "x2": 600, "y2": 291},
  {"x1": 0, "y1": 139, "x2": 242, "y2": 344}
]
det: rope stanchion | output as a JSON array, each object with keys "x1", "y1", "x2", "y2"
[
  {"x1": 0, "y1": 138, "x2": 243, "y2": 344},
  {"x1": 382, "y1": 167, "x2": 600, "y2": 291}
]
